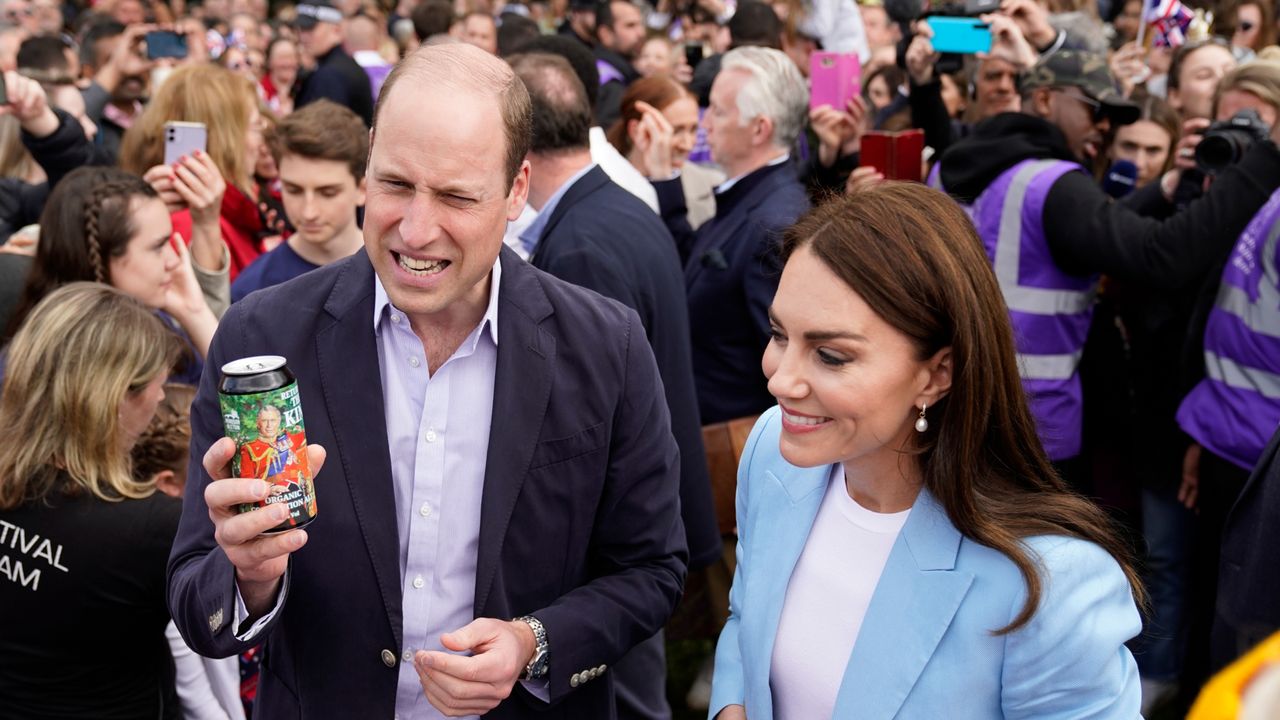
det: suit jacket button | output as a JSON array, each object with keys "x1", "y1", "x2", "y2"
[
  {"x1": 570, "y1": 673, "x2": 580, "y2": 687},
  {"x1": 598, "y1": 664, "x2": 607, "y2": 674},
  {"x1": 381, "y1": 649, "x2": 397, "y2": 667}
]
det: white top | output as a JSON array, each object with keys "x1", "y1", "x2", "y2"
[{"x1": 770, "y1": 464, "x2": 911, "y2": 720}]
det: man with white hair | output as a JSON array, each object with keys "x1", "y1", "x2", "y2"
[{"x1": 652, "y1": 45, "x2": 810, "y2": 426}]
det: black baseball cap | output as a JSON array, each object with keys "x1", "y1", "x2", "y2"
[{"x1": 295, "y1": 0, "x2": 343, "y2": 29}]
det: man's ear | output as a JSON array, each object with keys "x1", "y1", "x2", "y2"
[
  {"x1": 752, "y1": 114, "x2": 776, "y2": 148},
  {"x1": 1030, "y1": 87, "x2": 1053, "y2": 118}
]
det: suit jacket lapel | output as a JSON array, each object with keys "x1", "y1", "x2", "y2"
[
  {"x1": 474, "y1": 247, "x2": 556, "y2": 614},
  {"x1": 743, "y1": 461, "x2": 828, "y2": 719},
  {"x1": 832, "y1": 490, "x2": 975, "y2": 720},
  {"x1": 315, "y1": 251, "x2": 403, "y2": 647}
]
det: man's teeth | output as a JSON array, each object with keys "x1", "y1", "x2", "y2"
[
  {"x1": 398, "y1": 255, "x2": 448, "y2": 275},
  {"x1": 782, "y1": 410, "x2": 828, "y2": 426}
]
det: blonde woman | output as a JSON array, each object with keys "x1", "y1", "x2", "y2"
[
  {"x1": 0, "y1": 283, "x2": 182, "y2": 717},
  {"x1": 121, "y1": 63, "x2": 268, "y2": 279}
]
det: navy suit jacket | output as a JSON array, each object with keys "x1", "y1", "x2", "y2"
[
  {"x1": 531, "y1": 166, "x2": 721, "y2": 569},
  {"x1": 167, "y1": 246, "x2": 688, "y2": 718},
  {"x1": 1218, "y1": 422, "x2": 1280, "y2": 633},
  {"x1": 653, "y1": 161, "x2": 811, "y2": 425}
]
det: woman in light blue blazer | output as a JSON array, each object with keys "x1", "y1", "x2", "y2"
[{"x1": 710, "y1": 184, "x2": 1145, "y2": 720}]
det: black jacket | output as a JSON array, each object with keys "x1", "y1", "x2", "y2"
[
  {"x1": 1217, "y1": 423, "x2": 1280, "y2": 638},
  {"x1": 938, "y1": 113, "x2": 1280, "y2": 288},
  {"x1": 531, "y1": 165, "x2": 721, "y2": 569},
  {"x1": 296, "y1": 44, "x2": 375, "y2": 126},
  {"x1": 1, "y1": 109, "x2": 113, "y2": 243}
]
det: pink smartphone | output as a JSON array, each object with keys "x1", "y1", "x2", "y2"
[{"x1": 809, "y1": 52, "x2": 861, "y2": 112}]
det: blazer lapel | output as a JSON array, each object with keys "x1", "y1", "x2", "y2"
[
  {"x1": 474, "y1": 247, "x2": 556, "y2": 614},
  {"x1": 832, "y1": 490, "x2": 975, "y2": 720},
  {"x1": 742, "y1": 461, "x2": 829, "y2": 718},
  {"x1": 314, "y1": 251, "x2": 403, "y2": 647}
]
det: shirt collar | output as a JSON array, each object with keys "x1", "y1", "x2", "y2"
[
  {"x1": 372, "y1": 255, "x2": 502, "y2": 347},
  {"x1": 518, "y1": 162, "x2": 598, "y2": 256},
  {"x1": 716, "y1": 152, "x2": 790, "y2": 195}
]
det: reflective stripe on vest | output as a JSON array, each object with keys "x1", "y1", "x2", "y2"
[
  {"x1": 1205, "y1": 351, "x2": 1280, "y2": 398},
  {"x1": 1214, "y1": 205, "x2": 1280, "y2": 338},
  {"x1": 1017, "y1": 350, "x2": 1085, "y2": 381}
]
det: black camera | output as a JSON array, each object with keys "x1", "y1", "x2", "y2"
[{"x1": 1196, "y1": 109, "x2": 1271, "y2": 174}]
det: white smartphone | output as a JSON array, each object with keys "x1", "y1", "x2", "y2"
[{"x1": 164, "y1": 121, "x2": 207, "y2": 166}]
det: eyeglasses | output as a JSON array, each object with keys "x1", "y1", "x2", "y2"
[{"x1": 1053, "y1": 88, "x2": 1106, "y2": 123}]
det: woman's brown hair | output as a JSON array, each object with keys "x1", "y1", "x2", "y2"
[
  {"x1": 783, "y1": 183, "x2": 1146, "y2": 633},
  {"x1": 606, "y1": 74, "x2": 694, "y2": 157}
]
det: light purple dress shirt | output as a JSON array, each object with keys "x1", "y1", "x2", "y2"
[{"x1": 376, "y1": 261, "x2": 500, "y2": 719}]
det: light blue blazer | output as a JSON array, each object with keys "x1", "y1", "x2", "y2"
[{"x1": 709, "y1": 407, "x2": 1143, "y2": 719}]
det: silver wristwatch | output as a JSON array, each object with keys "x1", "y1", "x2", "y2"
[{"x1": 515, "y1": 615, "x2": 549, "y2": 680}]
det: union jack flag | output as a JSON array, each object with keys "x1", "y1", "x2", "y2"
[{"x1": 1146, "y1": 0, "x2": 1195, "y2": 47}]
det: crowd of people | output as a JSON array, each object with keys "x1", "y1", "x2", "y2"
[{"x1": 1, "y1": 0, "x2": 1279, "y2": 716}]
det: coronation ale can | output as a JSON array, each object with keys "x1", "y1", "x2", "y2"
[{"x1": 219, "y1": 356, "x2": 317, "y2": 533}]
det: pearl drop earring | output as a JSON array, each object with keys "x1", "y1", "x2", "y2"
[{"x1": 914, "y1": 403, "x2": 929, "y2": 433}]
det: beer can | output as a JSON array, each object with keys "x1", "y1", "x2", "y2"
[{"x1": 218, "y1": 355, "x2": 317, "y2": 533}]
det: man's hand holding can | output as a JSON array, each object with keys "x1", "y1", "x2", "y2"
[{"x1": 202, "y1": 436, "x2": 327, "y2": 619}]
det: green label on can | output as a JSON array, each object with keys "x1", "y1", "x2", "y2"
[{"x1": 220, "y1": 382, "x2": 317, "y2": 531}]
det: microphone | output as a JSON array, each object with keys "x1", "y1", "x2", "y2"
[{"x1": 1102, "y1": 160, "x2": 1138, "y2": 198}]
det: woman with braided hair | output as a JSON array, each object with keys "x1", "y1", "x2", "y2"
[{"x1": 4, "y1": 167, "x2": 219, "y2": 383}]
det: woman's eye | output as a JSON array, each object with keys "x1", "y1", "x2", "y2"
[{"x1": 817, "y1": 349, "x2": 848, "y2": 367}]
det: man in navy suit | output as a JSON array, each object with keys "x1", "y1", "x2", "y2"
[
  {"x1": 167, "y1": 43, "x2": 687, "y2": 719},
  {"x1": 510, "y1": 52, "x2": 721, "y2": 720},
  {"x1": 649, "y1": 46, "x2": 811, "y2": 425}
]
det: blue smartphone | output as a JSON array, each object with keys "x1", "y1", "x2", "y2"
[{"x1": 927, "y1": 17, "x2": 993, "y2": 54}]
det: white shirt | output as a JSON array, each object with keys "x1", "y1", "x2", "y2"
[
  {"x1": 589, "y1": 126, "x2": 660, "y2": 213},
  {"x1": 799, "y1": 0, "x2": 870, "y2": 62},
  {"x1": 770, "y1": 464, "x2": 911, "y2": 720}
]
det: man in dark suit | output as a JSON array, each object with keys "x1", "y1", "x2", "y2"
[
  {"x1": 510, "y1": 52, "x2": 721, "y2": 720},
  {"x1": 167, "y1": 43, "x2": 687, "y2": 719},
  {"x1": 649, "y1": 45, "x2": 811, "y2": 425}
]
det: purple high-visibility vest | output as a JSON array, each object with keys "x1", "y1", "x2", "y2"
[
  {"x1": 932, "y1": 159, "x2": 1096, "y2": 460},
  {"x1": 596, "y1": 59, "x2": 625, "y2": 86},
  {"x1": 1177, "y1": 190, "x2": 1280, "y2": 470}
]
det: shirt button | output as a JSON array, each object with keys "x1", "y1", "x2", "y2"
[
  {"x1": 391, "y1": 313, "x2": 401, "y2": 324},
  {"x1": 402, "y1": 649, "x2": 414, "y2": 663},
  {"x1": 425, "y1": 429, "x2": 437, "y2": 443},
  {"x1": 408, "y1": 356, "x2": 420, "y2": 368},
  {"x1": 413, "y1": 575, "x2": 425, "y2": 589},
  {"x1": 420, "y1": 502, "x2": 432, "y2": 517}
]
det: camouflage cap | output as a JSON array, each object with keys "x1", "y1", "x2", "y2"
[{"x1": 1021, "y1": 50, "x2": 1141, "y2": 125}]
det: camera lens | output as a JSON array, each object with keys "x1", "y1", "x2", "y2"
[{"x1": 1196, "y1": 135, "x2": 1237, "y2": 173}]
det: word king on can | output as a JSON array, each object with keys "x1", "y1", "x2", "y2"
[{"x1": 219, "y1": 355, "x2": 317, "y2": 533}]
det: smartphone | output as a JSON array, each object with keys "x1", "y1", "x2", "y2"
[
  {"x1": 684, "y1": 42, "x2": 704, "y2": 69},
  {"x1": 164, "y1": 121, "x2": 207, "y2": 166},
  {"x1": 861, "y1": 130, "x2": 925, "y2": 182},
  {"x1": 926, "y1": 17, "x2": 993, "y2": 54},
  {"x1": 146, "y1": 30, "x2": 189, "y2": 60},
  {"x1": 809, "y1": 51, "x2": 861, "y2": 112}
]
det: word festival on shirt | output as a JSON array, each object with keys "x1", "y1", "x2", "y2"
[{"x1": 0, "y1": 520, "x2": 70, "y2": 591}]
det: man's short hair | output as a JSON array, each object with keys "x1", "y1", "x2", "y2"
[
  {"x1": 17, "y1": 35, "x2": 74, "y2": 83},
  {"x1": 411, "y1": 0, "x2": 454, "y2": 40},
  {"x1": 269, "y1": 99, "x2": 370, "y2": 181},
  {"x1": 78, "y1": 18, "x2": 124, "y2": 70},
  {"x1": 509, "y1": 52, "x2": 592, "y2": 154},
  {"x1": 728, "y1": 1, "x2": 781, "y2": 50},
  {"x1": 511, "y1": 34, "x2": 600, "y2": 111},
  {"x1": 497, "y1": 12, "x2": 539, "y2": 57},
  {"x1": 373, "y1": 43, "x2": 532, "y2": 191},
  {"x1": 720, "y1": 45, "x2": 808, "y2": 149}
]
